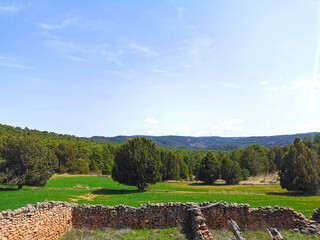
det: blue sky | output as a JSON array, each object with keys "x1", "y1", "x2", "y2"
[{"x1": 0, "y1": 0, "x2": 320, "y2": 137}]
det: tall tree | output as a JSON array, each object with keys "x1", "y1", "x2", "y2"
[
  {"x1": 221, "y1": 156, "x2": 242, "y2": 185},
  {"x1": 55, "y1": 142, "x2": 77, "y2": 173},
  {"x1": 0, "y1": 136, "x2": 58, "y2": 189},
  {"x1": 197, "y1": 151, "x2": 220, "y2": 184},
  {"x1": 160, "y1": 150, "x2": 180, "y2": 180},
  {"x1": 112, "y1": 137, "x2": 162, "y2": 191},
  {"x1": 279, "y1": 137, "x2": 320, "y2": 194}
]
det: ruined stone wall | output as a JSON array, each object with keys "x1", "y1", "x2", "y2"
[
  {"x1": 72, "y1": 202, "x2": 193, "y2": 229},
  {"x1": 201, "y1": 202, "x2": 307, "y2": 230},
  {"x1": 0, "y1": 201, "x2": 312, "y2": 240},
  {"x1": 0, "y1": 201, "x2": 74, "y2": 240}
]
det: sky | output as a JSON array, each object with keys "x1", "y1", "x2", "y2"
[{"x1": 0, "y1": 0, "x2": 320, "y2": 138}]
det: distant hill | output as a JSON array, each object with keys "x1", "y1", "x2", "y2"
[{"x1": 91, "y1": 132, "x2": 320, "y2": 150}]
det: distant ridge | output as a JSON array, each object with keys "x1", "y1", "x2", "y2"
[
  {"x1": 91, "y1": 132, "x2": 320, "y2": 150},
  {"x1": 0, "y1": 123, "x2": 318, "y2": 150}
]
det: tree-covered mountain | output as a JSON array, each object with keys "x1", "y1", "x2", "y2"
[{"x1": 91, "y1": 132, "x2": 320, "y2": 150}]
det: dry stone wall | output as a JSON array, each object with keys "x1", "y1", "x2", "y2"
[
  {"x1": 0, "y1": 201, "x2": 74, "y2": 240},
  {"x1": 0, "y1": 200, "x2": 316, "y2": 240}
]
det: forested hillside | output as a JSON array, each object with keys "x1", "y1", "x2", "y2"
[{"x1": 91, "y1": 132, "x2": 320, "y2": 150}]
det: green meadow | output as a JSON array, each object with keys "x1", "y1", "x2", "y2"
[{"x1": 0, "y1": 174, "x2": 319, "y2": 218}]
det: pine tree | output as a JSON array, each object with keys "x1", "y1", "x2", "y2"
[
  {"x1": 279, "y1": 137, "x2": 320, "y2": 194},
  {"x1": 198, "y1": 151, "x2": 220, "y2": 184}
]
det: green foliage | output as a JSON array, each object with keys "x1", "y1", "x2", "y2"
[
  {"x1": 241, "y1": 168, "x2": 250, "y2": 180},
  {"x1": 221, "y1": 156, "x2": 242, "y2": 184},
  {"x1": 160, "y1": 150, "x2": 180, "y2": 180},
  {"x1": 179, "y1": 159, "x2": 189, "y2": 180},
  {"x1": 239, "y1": 145, "x2": 269, "y2": 176},
  {"x1": 197, "y1": 151, "x2": 221, "y2": 184},
  {"x1": 56, "y1": 142, "x2": 78, "y2": 173},
  {"x1": 112, "y1": 137, "x2": 162, "y2": 191},
  {"x1": 279, "y1": 137, "x2": 320, "y2": 195},
  {"x1": 0, "y1": 136, "x2": 58, "y2": 189}
]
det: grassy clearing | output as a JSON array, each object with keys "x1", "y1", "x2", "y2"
[
  {"x1": 60, "y1": 227, "x2": 185, "y2": 240},
  {"x1": 0, "y1": 174, "x2": 319, "y2": 218}
]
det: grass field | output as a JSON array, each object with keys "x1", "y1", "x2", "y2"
[{"x1": 0, "y1": 174, "x2": 319, "y2": 218}]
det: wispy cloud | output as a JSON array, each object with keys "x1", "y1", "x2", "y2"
[
  {"x1": 122, "y1": 130, "x2": 128, "y2": 135},
  {"x1": 144, "y1": 117, "x2": 159, "y2": 124},
  {"x1": 106, "y1": 70, "x2": 133, "y2": 79},
  {"x1": 129, "y1": 43, "x2": 159, "y2": 56},
  {"x1": 176, "y1": 126, "x2": 190, "y2": 132},
  {"x1": 0, "y1": 2, "x2": 19, "y2": 12},
  {"x1": 65, "y1": 56, "x2": 88, "y2": 62},
  {"x1": 0, "y1": 56, "x2": 33, "y2": 69},
  {"x1": 46, "y1": 40, "x2": 85, "y2": 53},
  {"x1": 149, "y1": 69, "x2": 169, "y2": 73},
  {"x1": 39, "y1": 18, "x2": 78, "y2": 30},
  {"x1": 293, "y1": 80, "x2": 320, "y2": 89},
  {"x1": 92, "y1": 45, "x2": 123, "y2": 65},
  {"x1": 260, "y1": 81, "x2": 269, "y2": 85},
  {"x1": 267, "y1": 87, "x2": 278, "y2": 92},
  {"x1": 221, "y1": 82, "x2": 236, "y2": 88},
  {"x1": 177, "y1": 7, "x2": 184, "y2": 21},
  {"x1": 146, "y1": 130, "x2": 153, "y2": 135},
  {"x1": 210, "y1": 119, "x2": 244, "y2": 136}
]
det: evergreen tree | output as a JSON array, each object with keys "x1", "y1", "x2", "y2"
[
  {"x1": 279, "y1": 137, "x2": 320, "y2": 194},
  {"x1": 221, "y1": 156, "x2": 242, "y2": 185},
  {"x1": 0, "y1": 136, "x2": 58, "y2": 189},
  {"x1": 160, "y1": 150, "x2": 180, "y2": 180},
  {"x1": 112, "y1": 137, "x2": 162, "y2": 191},
  {"x1": 197, "y1": 151, "x2": 220, "y2": 184},
  {"x1": 55, "y1": 142, "x2": 77, "y2": 173}
]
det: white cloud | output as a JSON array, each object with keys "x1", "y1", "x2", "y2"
[
  {"x1": 122, "y1": 130, "x2": 127, "y2": 135},
  {"x1": 144, "y1": 118, "x2": 159, "y2": 124},
  {"x1": 65, "y1": 56, "x2": 88, "y2": 62},
  {"x1": 0, "y1": 56, "x2": 33, "y2": 69},
  {"x1": 129, "y1": 43, "x2": 159, "y2": 56},
  {"x1": 224, "y1": 119, "x2": 243, "y2": 125},
  {"x1": 149, "y1": 69, "x2": 169, "y2": 73},
  {"x1": 260, "y1": 81, "x2": 269, "y2": 85},
  {"x1": 267, "y1": 87, "x2": 278, "y2": 92},
  {"x1": 210, "y1": 119, "x2": 244, "y2": 136},
  {"x1": 146, "y1": 131, "x2": 153, "y2": 135},
  {"x1": 176, "y1": 126, "x2": 190, "y2": 132},
  {"x1": 47, "y1": 40, "x2": 85, "y2": 53},
  {"x1": 221, "y1": 82, "x2": 236, "y2": 88},
  {"x1": 0, "y1": 3, "x2": 19, "y2": 12},
  {"x1": 293, "y1": 80, "x2": 320, "y2": 89},
  {"x1": 288, "y1": 123, "x2": 320, "y2": 133},
  {"x1": 39, "y1": 18, "x2": 78, "y2": 30}
]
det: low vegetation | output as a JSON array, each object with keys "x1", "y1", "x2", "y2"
[{"x1": 1, "y1": 175, "x2": 319, "y2": 218}]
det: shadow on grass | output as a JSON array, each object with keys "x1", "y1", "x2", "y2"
[
  {"x1": 0, "y1": 187, "x2": 18, "y2": 191},
  {"x1": 92, "y1": 188, "x2": 139, "y2": 195},
  {"x1": 189, "y1": 182, "x2": 226, "y2": 186},
  {"x1": 266, "y1": 192, "x2": 310, "y2": 197}
]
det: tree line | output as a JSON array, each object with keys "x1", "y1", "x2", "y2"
[{"x1": 0, "y1": 123, "x2": 319, "y2": 194}]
